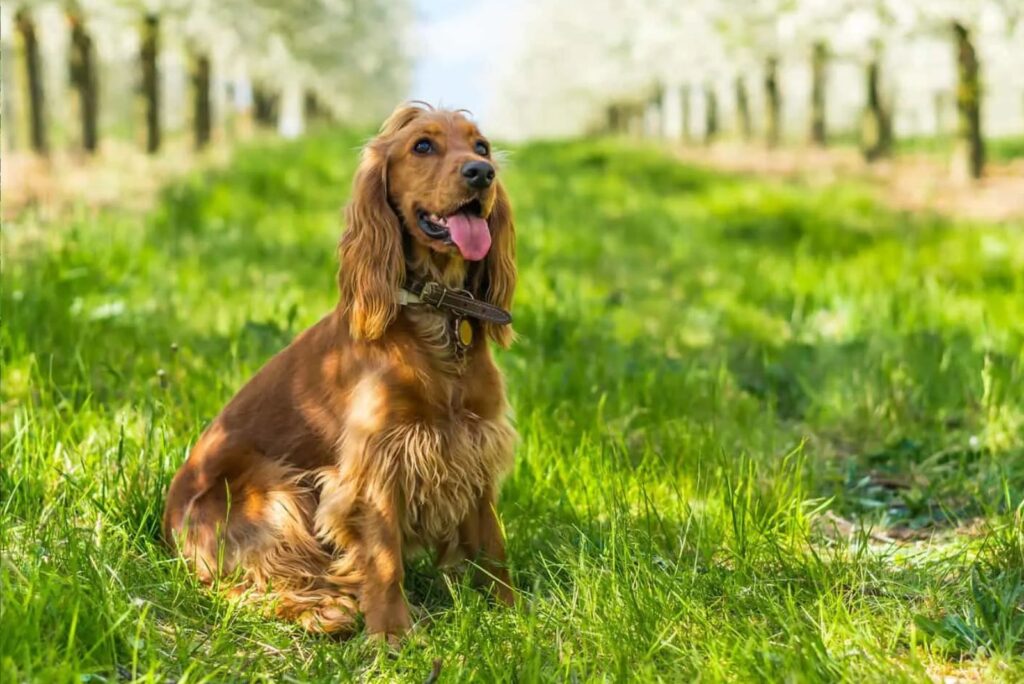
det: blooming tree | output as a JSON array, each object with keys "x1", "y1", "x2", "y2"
[
  {"x1": 493, "y1": 0, "x2": 1023, "y2": 174},
  {"x1": 2, "y1": 0, "x2": 411, "y2": 153}
]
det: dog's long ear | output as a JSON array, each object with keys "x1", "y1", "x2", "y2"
[
  {"x1": 482, "y1": 182, "x2": 517, "y2": 347},
  {"x1": 338, "y1": 144, "x2": 405, "y2": 340}
]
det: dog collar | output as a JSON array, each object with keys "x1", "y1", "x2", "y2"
[{"x1": 397, "y1": 279, "x2": 512, "y2": 326}]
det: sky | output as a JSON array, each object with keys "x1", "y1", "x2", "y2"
[{"x1": 409, "y1": 0, "x2": 524, "y2": 128}]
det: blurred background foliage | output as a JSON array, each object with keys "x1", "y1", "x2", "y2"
[
  {"x1": 1, "y1": 0, "x2": 411, "y2": 153},
  {"x1": 2, "y1": 0, "x2": 1022, "y2": 179},
  {"x1": 493, "y1": 0, "x2": 1023, "y2": 180}
]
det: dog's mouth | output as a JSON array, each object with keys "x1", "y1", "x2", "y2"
[{"x1": 416, "y1": 199, "x2": 491, "y2": 261}]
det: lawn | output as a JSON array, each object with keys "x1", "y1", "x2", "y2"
[{"x1": 2, "y1": 131, "x2": 1023, "y2": 682}]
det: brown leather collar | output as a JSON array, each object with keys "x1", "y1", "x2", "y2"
[{"x1": 400, "y1": 278, "x2": 512, "y2": 326}]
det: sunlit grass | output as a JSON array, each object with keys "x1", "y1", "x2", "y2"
[{"x1": 2, "y1": 131, "x2": 1022, "y2": 682}]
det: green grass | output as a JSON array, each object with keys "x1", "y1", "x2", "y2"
[{"x1": 3, "y1": 130, "x2": 1023, "y2": 682}]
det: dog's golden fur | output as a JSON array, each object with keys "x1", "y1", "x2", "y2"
[{"x1": 163, "y1": 104, "x2": 517, "y2": 641}]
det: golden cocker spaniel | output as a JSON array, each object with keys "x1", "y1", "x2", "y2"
[{"x1": 164, "y1": 103, "x2": 517, "y2": 642}]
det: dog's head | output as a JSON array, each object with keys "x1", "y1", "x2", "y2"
[{"x1": 338, "y1": 103, "x2": 515, "y2": 346}]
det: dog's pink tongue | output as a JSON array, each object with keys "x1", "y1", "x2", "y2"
[{"x1": 445, "y1": 212, "x2": 491, "y2": 261}]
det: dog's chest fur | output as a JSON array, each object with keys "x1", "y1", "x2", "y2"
[{"x1": 388, "y1": 308, "x2": 515, "y2": 549}]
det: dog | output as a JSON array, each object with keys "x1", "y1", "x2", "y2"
[{"x1": 163, "y1": 103, "x2": 517, "y2": 643}]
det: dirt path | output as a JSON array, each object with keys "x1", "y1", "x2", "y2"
[
  {"x1": 672, "y1": 142, "x2": 1024, "y2": 223},
  {"x1": 5, "y1": 136, "x2": 1022, "y2": 224},
  {"x1": 1, "y1": 137, "x2": 239, "y2": 222}
]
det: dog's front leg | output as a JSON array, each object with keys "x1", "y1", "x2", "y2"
[
  {"x1": 456, "y1": 486, "x2": 514, "y2": 605},
  {"x1": 355, "y1": 491, "x2": 411, "y2": 644}
]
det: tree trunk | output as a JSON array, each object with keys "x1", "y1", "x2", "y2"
[
  {"x1": 1, "y1": 37, "x2": 17, "y2": 151},
  {"x1": 952, "y1": 21, "x2": 984, "y2": 179},
  {"x1": 764, "y1": 56, "x2": 781, "y2": 147},
  {"x1": 628, "y1": 103, "x2": 644, "y2": 137},
  {"x1": 277, "y1": 81, "x2": 305, "y2": 139},
  {"x1": 606, "y1": 103, "x2": 619, "y2": 133},
  {"x1": 862, "y1": 54, "x2": 891, "y2": 162},
  {"x1": 192, "y1": 52, "x2": 211, "y2": 149},
  {"x1": 304, "y1": 90, "x2": 321, "y2": 123},
  {"x1": 810, "y1": 41, "x2": 827, "y2": 145},
  {"x1": 15, "y1": 10, "x2": 48, "y2": 154},
  {"x1": 253, "y1": 86, "x2": 278, "y2": 127},
  {"x1": 735, "y1": 76, "x2": 751, "y2": 141},
  {"x1": 681, "y1": 85, "x2": 691, "y2": 143},
  {"x1": 647, "y1": 91, "x2": 662, "y2": 138},
  {"x1": 704, "y1": 84, "x2": 718, "y2": 143},
  {"x1": 68, "y1": 11, "x2": 99, "y2": 153},
  {"x1": 141, "y1": 14, "x2": 160, "y2": 154}
]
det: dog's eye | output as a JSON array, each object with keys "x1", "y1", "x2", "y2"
[
  {"x1": 474, "y1": 141, "x2": 489, "y2": 157},
  {"x1": 413, "y1": 138, "x2": 433, "y2": 155}
]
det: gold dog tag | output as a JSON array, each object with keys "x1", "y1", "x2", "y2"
[{"x1": 457, "y1": 318, "x2": 473, "y2": 347}]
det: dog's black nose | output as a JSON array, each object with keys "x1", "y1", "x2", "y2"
[{"x1": 461, "y1": 160, "x2": 495, "y2": 189}]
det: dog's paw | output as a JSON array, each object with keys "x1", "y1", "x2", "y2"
[{"x1": 297, "y1": 596, "x2": 359, "y2": 634}]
